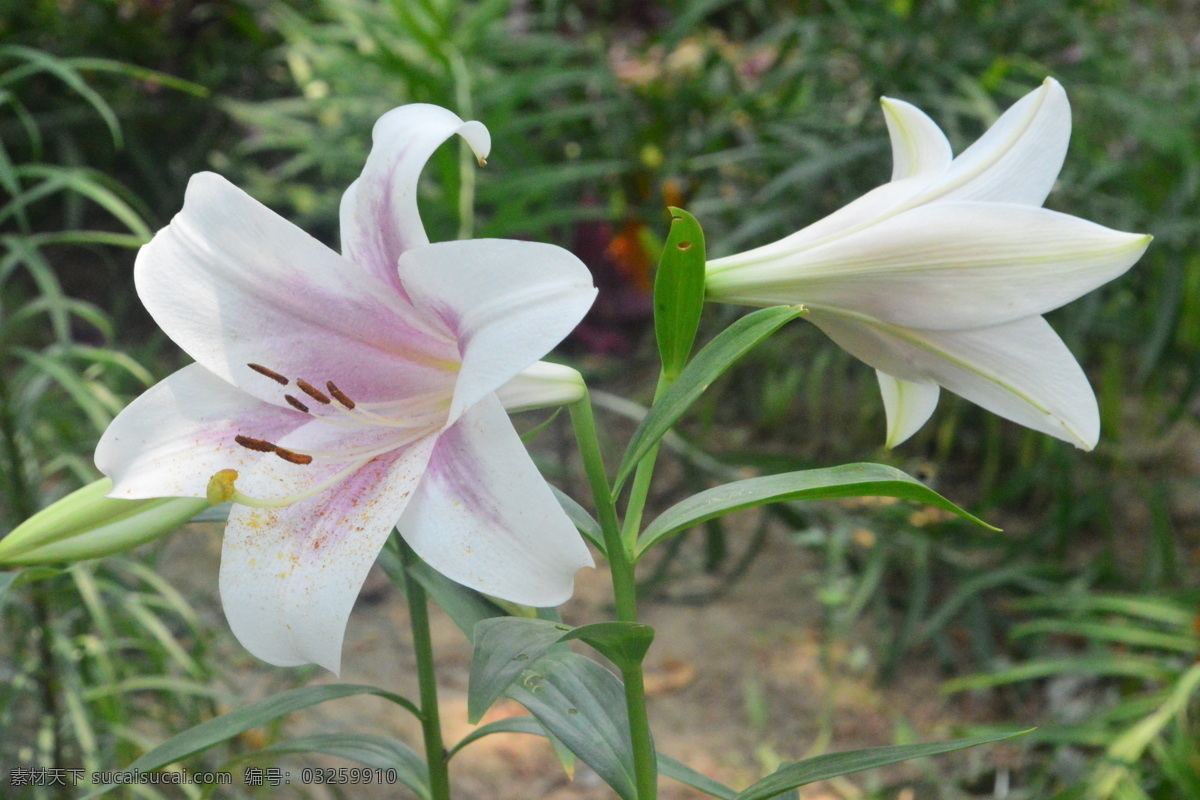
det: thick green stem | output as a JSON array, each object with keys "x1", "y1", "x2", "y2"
[
  {"x1": 399, "y1": 541, "x2": 451, "y2": 800},
  {"x1": 569, "y1": 394, "x2": 657, "y2": 798}
]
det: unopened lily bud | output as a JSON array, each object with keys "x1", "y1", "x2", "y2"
[
  {"x1": 496, "y1": 361, "x2": 587, "y2": 413},
  {"x1": 0, "y1": 478, "x2": 207, "y2": 566}
]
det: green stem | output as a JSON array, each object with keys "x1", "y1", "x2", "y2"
[
  {"x1": 445, "y1": 45, "x2": 477, "y2": 242},
  {"x1": 569, "y1": 393, "x2": 657, "y2": 798},
  {"x1": 619, "y1": 373, "x2": 670, "y2": 553},
  {"x1": 399, "y1": 540, "x2": 451, "y2": 800}
]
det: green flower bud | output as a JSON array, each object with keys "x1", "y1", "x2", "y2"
[{"x1": 0, "y1": 479, "x2": 207, "y2": 566}]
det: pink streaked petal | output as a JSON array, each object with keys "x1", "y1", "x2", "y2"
[
  {"x1": 219, "y1": 434, "x2": 440, "y2": 674},
  {"x1": 396, "y1": 239, "x2": 597, "y2": 423},
  {"x1": 397, "y1": 395, "x2": 592, "y2": 607},
  {"x1": 136, "y1": 172, "x2": 459, "y2": 407},
  {"x1": 340, "y1": 104, "x2": 491, "y2": 293},
  {"x1": 95, "y1": 364, "x2": 306, "y2": 500}
]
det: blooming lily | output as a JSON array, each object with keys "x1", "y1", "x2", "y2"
[
  {"x1": 706, "y1": 78, "x2": 1150, "y2": 449},
  {"x1": 95, "y1": 105, "x2": 597, "y2": 674}
]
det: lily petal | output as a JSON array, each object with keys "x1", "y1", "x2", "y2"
[
  {"x1": 917, "y1": 77, "x2": 1070, "y2": 206},
  {"x1": 709, "y1": 202, "x2": 1150, "y2": 330},
  {"x1": 877, "y1": 371, "x2": 940, "y2": 448},
  {"x1": 340, "y1": 104, "x2": 491, "y2": 293},
  {"x1": 397, "y1": 394, "x2": 592, "y2": 606},
  {"x1": 96, "y1": 364, "x2": 307, "y2": 499},
  {"x1": 136, "y1": 172, "x2": 459, "y2": 406},
  {"x1": 881, "y1": 97, "x2": 953, "y2": 181},
  {"x1": 219, "y1": 435, "x2": 440, "y2": 674},
  {"x1": 397, "y1": 239, "x2": 597, "y2": 423},
  {"x1": 812, "y1": 312, "x2": 1100, "y2": 450},
  {"x1": 706, "y1": 177, "x2": 931, "y2": 273},
  {"x1": 496, "y1": 361, "x2": 587, "y2": 413}
]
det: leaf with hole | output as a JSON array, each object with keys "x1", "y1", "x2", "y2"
[{"x1": 655, "y1": 207, "x2": 707, "y2": 379}]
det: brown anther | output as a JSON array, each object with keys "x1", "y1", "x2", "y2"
[
  {"x1": 296, "y1": 379, "x2": 331, "y2": 404},
  {"x1": 326, "y1": 381, "x2": 357, "y2": 410},
  {"x1": 234, "y1": 435, "x2": 276, "y2": 453},
  {"x1": 272, "y1": 447, "x2": 313, "y2": 465},
  {"x1": 247, "y1": 363, "x2": 288, "y2": 385},
  {"x1": 284, "y1": 395, "x2": 310, "y2": 413}
]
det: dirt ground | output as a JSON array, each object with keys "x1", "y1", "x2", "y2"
[{"x1": 159, "y1": 518, "x2": 1013, "y2": 800}]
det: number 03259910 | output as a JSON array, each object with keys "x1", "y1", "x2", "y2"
[{"x1": 300, "y1": 767, "x2": 399, "y2": 785}]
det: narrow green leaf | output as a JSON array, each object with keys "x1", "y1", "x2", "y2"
[
  {"x1": 942, "y1": 657, "x2": 1175, "y2": 693},
  {"x1": 655, "y1": 207, "x2": 707, "y2": 379},
  {"x1": 639, "y1": 463, "x2": 994, "y2": 556},
  {"x1": 615, "y1": 306, "x2": 805, "y2": 494},
  {"x1": 448, "y1": 715, "x2": 548, "y2": 758},
  {"x1": 468, "y1": 617, "x2": 571, "y2": 724},
  {"x1": 80, "y1": 685, "x2": 419, "y2": 798},
  {"x1": 1010, "y1": 618, "x2": 1199, "y2": 654},
  {"x1": 252, "y1": 734, "x2": 429, "y2": 800},
  {"x1": 506, "y1": 651, "x2": 637, "y2": 800},
  {"x1": 0, "y1": 45, "x2": 122, "y2": 146},
  {"x1": 1012, "y1": 594, "x2": 1195, "y2": 627},
  {"x1": 732, "y1": 731, "x2": 1031, "y2": 800},
  {"x1": 550, "y1": 484, "x2": 605, "y2": 554},
  {"x1": 559, "y1": 622, "x2": 655, "y2": 673},
  {"x1": 658, "y1": 754, "x2": 736, "y2": 799}
]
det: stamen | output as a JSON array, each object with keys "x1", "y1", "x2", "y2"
[
  {"x1": 326, "y1": 381, "x2": 356, "y2": 409},
  {"x1": 216, "y1": 457, "x2": 372, "y2": 509},
  {"x1": 235, "y1": 435, "x2": 276, "y2": 453},
  {"x1": 284, "y1": 395, "x2": 310, "y2": 413},
  {"x1": 296, "y1": 379, "x2": 331, "y2": 404},
  {"x1": 272, "y1": 447, "x2": 314, "y2": 465},
  {"x1": 247, "y1": 363, "x2": 288, "y2": 385}
]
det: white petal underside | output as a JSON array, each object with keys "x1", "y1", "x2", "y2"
[
  {"x1": 882, "y1": 97, "x2": 953, "y2": 181},
  {"x1": 397, "y1": 394, "x2": 592, "y2": 607},
  {"x1": 810, "y1": 312, "x2": 1100, "y2": 449},
  {"x1": 914, "y1": 77, "x2": 1070, "y2": 207},
  {"x1": 710, "y1": 202, "x2": 1149, "y2": 329},
  {"x1": 876, "y1": 371, "x2": 940, "y2": 448},
  {"x1": 708, "y1": 79, "x2": 1072, "y2": 279},
  {"x1": 496, "y1": 361, "x2": 586, "y2": 413}
]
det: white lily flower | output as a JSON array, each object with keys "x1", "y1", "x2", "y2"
[
  {"x1": 706, "y1": 78, "x2": 1150, "y2": 450},
  {"x1": 95, "y1": 104, "x2": 597, "y2": 674}
]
